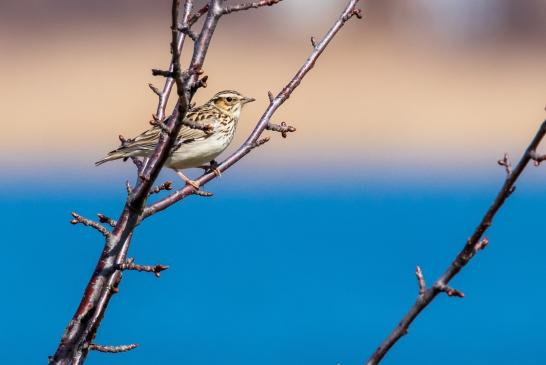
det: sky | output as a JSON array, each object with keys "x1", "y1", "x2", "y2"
[{"x1": 1, "y1": 1, "x2": 546, "y2": 364}]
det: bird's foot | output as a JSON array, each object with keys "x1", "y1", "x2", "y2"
[{"x1": 176, "y1": 171, "x2": 200, "y2": 190}]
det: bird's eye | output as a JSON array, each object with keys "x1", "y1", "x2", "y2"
[{"x1": 226, "y1": 97, "x2": 233, "y2": 102}]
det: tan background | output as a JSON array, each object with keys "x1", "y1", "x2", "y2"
[{"x1": 1, "y1": 0, "x2": 545, "y2": 182}]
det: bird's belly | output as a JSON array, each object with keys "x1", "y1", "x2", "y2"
[{"x1": 166, "y1": 138, "x2": 227, "y2": 170}]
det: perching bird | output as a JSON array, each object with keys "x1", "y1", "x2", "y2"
[{"x1": 95, "y1": 90, "x2": 255, "y2": 188}]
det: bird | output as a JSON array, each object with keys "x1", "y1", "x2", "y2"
[{"x1": 95, "y1": 90, "x2": 255, "y2": 189}]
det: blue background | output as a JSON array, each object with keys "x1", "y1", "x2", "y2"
[{"x1": 2, "y1": 168, "x2": 546, "y2": 364}]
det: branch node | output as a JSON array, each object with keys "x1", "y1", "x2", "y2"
[
  {"x1": 194, "y1": 190, "x2": 214, "y2": 197},
  {"x1": 267, "y1": 122, "x2": 296, "y2": 138},
  {"x1": 310, "y1": 36, "x2": 317, "y2": 48},
  {"x1": 436, "y1": 284, "x2": 465, "y2": 298},
  {"x1": 88, "y1": 343, "x2": 139, "y2": 353},
  {"x1": 97, "y1": 213, "x2": 117, "y2": 228},
  {"x1": 497, "y1": 153, "x2": 512, "y2": 175},
  {"x1": 530, "y1": 150, "x2": 546, "y2": 166},
  {"x1": 70, "y1": 212, "x2": 111, "y2": 237},
  {"x1": 475, "y1": 237, "x2": 489, "y2": 252},
  {"x1": 250, "y1": 137, "x2": 271, "y2": 150},
  {"x1": 149, "y1": 181, "x2": 173, "y2": 196},
  {"x1": 126, "y1": 180, "x2": 133, "y2": 194}
]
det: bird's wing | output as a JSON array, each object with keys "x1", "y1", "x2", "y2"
[{"x1": 120, "y1": 106, "x2": 221, "y2": 153}]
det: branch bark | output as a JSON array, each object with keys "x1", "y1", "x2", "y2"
[
  {"x1": 49, "y1": 0, "x2": 360, "y2": 364},
  {"x1": 365, "y1": 119, "x2": 546, "y2": 365}
]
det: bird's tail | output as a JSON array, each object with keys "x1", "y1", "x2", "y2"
[{"x1": 95, "y1": 150, "x2": 127, "y2": 166}]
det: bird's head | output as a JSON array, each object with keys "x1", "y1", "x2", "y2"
[{"x1": 210, "y1": 90, "x2": 255, "y2": 116}]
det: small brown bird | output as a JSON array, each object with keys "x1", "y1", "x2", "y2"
[{"x1": 95, "y1": 90, "x2": 255, "y2": 188}]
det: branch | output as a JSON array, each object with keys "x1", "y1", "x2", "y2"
[
  {"x1": 222, "y1": 0, "x2": 283, "y2": 15},
  {"x1": 365, "y1": 119, "x2": 546, "y2": 365},
  {"x1": 144, "y1": 0, "x2": 362, "y2": 218},
  {"x1": 70, "y1": 212, "x2": 111, "y2": 238},
  {"x1": 88, "y1": 343, "x2": 138, "y2": 353},
  {"x1": 119, "y1": 258, "x2": 169, "y2": 278},
  {"x1": 50, "y1": 1, "x2": 361, "y2": 363}
]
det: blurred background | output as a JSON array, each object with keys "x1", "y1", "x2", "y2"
[{"x1": 1, "y1": 0, "x2": 546, "y2": 364}]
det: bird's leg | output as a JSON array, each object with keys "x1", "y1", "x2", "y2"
[
  {"x1": 175, "y1": 170, "x2": 200, "y2": 189},
  {"x1": 198, "y1": 160, "x2": 222, "y2": 177}
]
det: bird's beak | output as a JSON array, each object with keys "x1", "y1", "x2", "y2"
[{"x1": 242, "y1": 96, "x2": 256, "y2": 104}]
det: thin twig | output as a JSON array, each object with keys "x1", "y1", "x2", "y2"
[
  {"x1": 415, "y1": 266, "x2": 426, "y2": 298},
  {"x1": 365, "y1": 119, "x2": 546, "y2": 365},
  {"x1": 222, "y1": 0, "x2": 283, "y2": 15},
  {"x1": 70, "y1": 212, "x2": 111, "y2": 238},
  {"x1": 119, "y1": 258, "x2": 169, "y2": 278},
  {"x1": 88, "y1": 343, "x2": 138, "y2": 353}
]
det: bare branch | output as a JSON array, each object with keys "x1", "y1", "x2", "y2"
[
  {"x1": 88, "y1": 343, "x2": 138, "y2": 353},
  {"x1": 70, "y1": 212, "x2": 111, "y2": 238},
  {"x1": 365, "y1": 119, "x2": 546, "y2": 365},
  {"x1": 267, "y1": 122, "x2": 296, "y2": 138},
  {"x1": 119, "y1": 258, "x2": 169, "y2": 278},
  {"x1": 222, "y1": 0, "x2": 283, "y2": 15},
  {"x1": 50, "y1": 1, "x2": 361, "y2": 363},
  {"x1": 144, "y1": 0, "x2": 362, "y2": 219}
]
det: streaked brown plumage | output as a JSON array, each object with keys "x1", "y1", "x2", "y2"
[{"x1": 95, "y1": 90, "x2": 255, "y2": 188}]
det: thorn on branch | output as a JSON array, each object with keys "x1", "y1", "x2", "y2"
[
  {"x1": 152, "y1": 69, "x2": 175, "y2": 78},
  {"x1": 310, "y1": 36, "x2": 317, "y2": 48},
  {"x1": 530, "y1": 150, "x2": 546, "y2": 166},
  {"x1": 119, "y1": 257, "x2": 169, "y2": 278},
  {"x1": 415, "y1": 266, "x2": 426, "y2": 297},
  {"x1": 436, "y1": 284, "x2": 465, "y2": 298},
  {"x1": 88, "y1": 343, "x2": 139, "y2": 353},
  {"x1": 148, "y1": 83, "x2": 162, "y2": 97},
  {"x1": 149, "y1": 181, "x2": 173, "y2": 196},
  {"x1": 267, "y1": 122, "x2": 296, "y2": 138},
  {"x1": 497, "y1": 153, "x2": 512, "y2": 175},
  {"x1": 70, "y1": 212, "x2": 111, "y2": 237},
  {"x1": 268, "y1": 91, "x2": 274, "y2": 103},
  {"x1": 97, "y1": 213, "x2": 117, "y2": 228}
]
